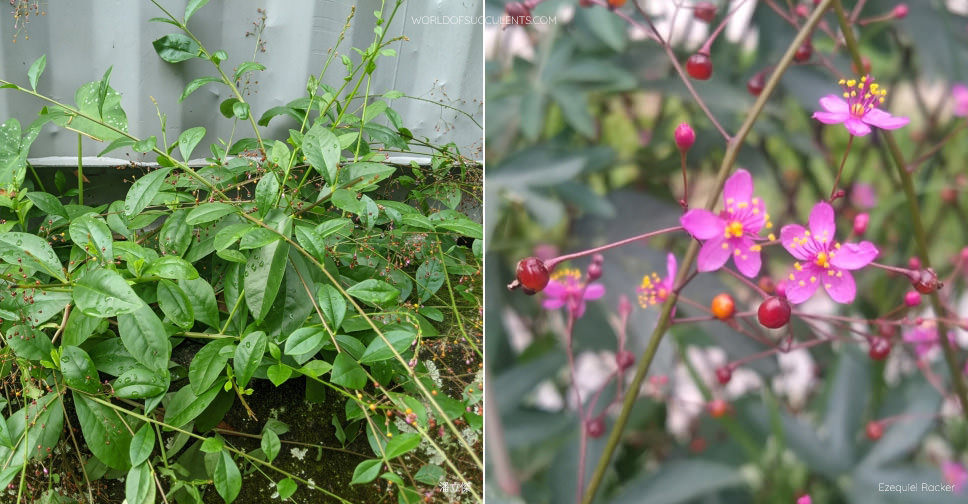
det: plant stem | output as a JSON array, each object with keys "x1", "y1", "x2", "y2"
[
  {"x1": 76, "y1": 133, "x2": 83, "y2": 205},
  {"x1": 830, "y1": 134, "x2": 854, "y2": 201},
  {"x1": 831, "y1": 0, "x2": 968, "y2": 423},
  {"x1": 546, "y1": 226, "x2": 683, "y2": 270},
  {"x1": 580, "y1": 2, "x2": 837, "y2": 502}
]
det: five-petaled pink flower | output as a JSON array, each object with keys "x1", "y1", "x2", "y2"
[
  {"x1": 813, "y1": 75, "x2": 909, "y2": 136},
  {"x1": 542, "y1": 268, "x2": 604, "y2": 318},
  {"x1": 953, "y1": 83, "x2": 968, "y2": 117},
  {"x1": 780, "y1": 201, "x2": 878, "y2": 304},
  {"x1": 638, "y1": 253, "x2": 677, "y2": 309},
  {"x1": 942, "y1": 460, "x2": 968, "y2": 494},
  {"x1": 680, "y1": 169, "x2": 770, "y2": 278}
]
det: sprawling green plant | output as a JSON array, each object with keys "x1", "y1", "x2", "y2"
[{"x1": 0, "y1": 1, "x2": 483, "y2": 502}]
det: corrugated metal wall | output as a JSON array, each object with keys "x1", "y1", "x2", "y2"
[{"x1": 0, "y1": 0, "x2": 482, "y2": 164}]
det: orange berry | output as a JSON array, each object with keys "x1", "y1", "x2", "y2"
[
  {"x1": 607, "y1": 0, "x2": 627, "y2": 6},
  {"x1": 711, "y1": 293, "x2": 735, "y2": 320},
  {"x1": 708, "y1": 399, "x2": 730, "y2": 418}
]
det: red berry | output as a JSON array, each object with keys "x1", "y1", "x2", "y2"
[
  {"x1": 868, "y1": 337, "x2": 891, "y2": 360},
  {"x1": 904, "y1": 290, "x2": 921, "y2": 307},
  {"x1": 505, "y1": 2, "x2": 531, "y2": 25},
  {"x1": 757, "y1": 296, "x2": 791, "y2": 329},
  {"x1": 708, "y1": 399, "x2": 729, "y2": 418},
  {"x1": 586, "y1": 417, "x2": 606, "y2": 438},
  {"x1": 686, "y1": 52, "x2": 713, "y2": 80},
  {"x1": 512, "y1": 257, "x2": 550, "y2": 294},
  {"x1": 910, "y1": 268, "x2": 942, "y2": 294},
  {"x1": 616, "y1": 350, "x2": 635, "y2": 370},
  {"x1": 747, "y1": 71, "x2": 766, "y2": 96},
  {"x1": 866, "y1": 421, "x2": 884, "y2": 440},
  {"x1": 674, "y1": 123, "x2": 696, "y2": 151},
  {"x1": 711, "y1": 293, "x2": 735, "y2": 320},
  {"x1": 715, "y1": 366, "x2": 732, "y2": 385},
  {"x1": 693, "y1": 2, "x2": 717, "y2": 22},
  {"x1": 607, "y1": 0, "x2": 627, "y2": 7},
  {"x1": 794, "y1": 41, "x2": 813, "y2": 62}
]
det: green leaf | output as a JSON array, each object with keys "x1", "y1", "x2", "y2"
[
  {"x1": 385, "y1": 432, "x2": 420, "y2": 459},
  {"x1": 276, "y1": 478, "x2": 297, "y2": 499},
  {"x1": 118, "y1": 305, "x2": 170, "y2": 372},
  {"x1": 360, "y1": 328, "x2": 415, "y2": 364},
  {"x1": 266, "y1": 363, "x2": 292, "y2": 386},
  {"x1": 179, "y1": 76, "x2": 221, "y2": 102},
  {"x1": 27, "y1": 54, "x2": 46, "y2": 91},
  {"x1": 284, "y1": 327, "x2": 326, "y2": 357},
  {"x1": 0, "y1": 232, "x2": 66, "y2": 282},
  {"x1": 261, "y1": 429, "x2": 280, "y2": 462},
  {"x1": 189, "y1": 338, "x2": 234, "y2": 394},
  {"x1": 186, "y1": 202, "x2": 235, "y2": 225},
  {"x1": 159, "y1": 209, "x2": 192, "y2": 257},
  {"x1": 415, "y1": 258, "x2": 444, "y2": 303},
  {"x1": 180, "y1": 277, "x2": 220, "y2": 328},
  {"x1": 303, "y1": 122, "x2": 341, "y2": 185},
  {"x1": 60, "y1": 345, "x2": 99, "y2": 393},
  {"x1": 132, "y1": 136, "x2": 157, "y2": 153},
  {"x1": 114, "y1": 365, "x2": 169, "y2": 399},
  {"x1": 214, "y1": 450, "x2": 242, "y2": 504},
  {"x1": 350, "y1": 459, "x2": 382, "y2": 485},
  {"x1": 69, "y1": 212, "x2": 113, "y2": 263},
  {"x1": 164, "y1": 379, "x2": 225, "y2": 428},
  {"x1": 184, "y1": 0, "x2": 210, "y2": 22},
  {"x1": 63, "y1": 308, "x2": 100, "y2": 347},
  {"x1": 269, "y1": 139, "x2": 290, "y2": 167},
  {"x1": 26, "y1": 191, "x2": 67, "y2": 218},
  {"x1": 129, "y1": 423, "x2": 155, "y2": 467},
  {"x1": 346, "y1": 279, "x2": 399, "y2": 307},
  {"x1": 254, "y1": 171, "x2": 279, "y2": 218},
  {"x1": 157, "y1": 279, "x2": 195, "y2": 329},
  {"x1": 201, "y1": 436, "x2": 224, "y2": 453},
  {"x1": 98, "y1": 136, "x2": 136, "y2": 156},
  {"x1": 414, "y1": 464, "x2": 445, "y2": 486},
  {"x1": 177, "y1": 126, "x2": 206, "y2": 161},
  {"x1": 232, "y1": 101, "x2": 250, "y2": 120},
  {"x1": 234, "y1": 330, "x2": 267, "y2": 389},
  {"x1": 7, "y1": 324, "x2": 53, "y2": 361},
  {"x1": 342, "y1": 161, "x2": 396, "y2": 190},
  {"x1": 244, "y1": 213, "x2": 291, "y2": 321},
  {"x1": 434, "y1": 216, "x2": 482, "y2": 239},
  {"x1": 298, "y1": 360, "x2": 333, "y2": 378},
  {"x1": 144, "y1": 255, "x2": 199, "y2": 280},
  {"x1": 52, "y1": 80, "x2": 128, "y2": 142},
  {"x1": 73, "y1": 268, "x2": 144, "y2": 317},
  {"x1": 219, "y1": 98, "x2": 240, "y2": 118},
  {"x1": 234, "y1": 61, "x2": 266, "y2": 82},
  {"x1": 609, "y1": 460, "x2": 745, "y2": 504},
  {"x1": 316, "y1": 284, "x2": 346, "y2": 330},
  {"x1": 125, "y1": 462, "x2": 155, "y2": 504},
  {"x1": 124, "y1": 167, "x2": 171, "y2": 217},
  {"x1": 73, "y1": 392, "x2": 133, "y2": 470},
  {"x1": 152, "y1": 34, "x2": 201, "y2": 63},
  {"x1": 331, "y1": 352, "x2": 366, "y2": 389}
]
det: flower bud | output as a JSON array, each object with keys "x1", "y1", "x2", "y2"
[
  {"x1": 587, "y1": 253, "x2": 604, "y2": 281},
  {"x1": 893, "y1": 4, "x2": 908, "y2": 19},
  {"x1": 674, "y1": 123, "x2": 696, "y2": 152},
  {"x1": 853, "y1": 212, "x2": 869, "y2": 235},
  {"x1": 904, "y1": 290, "x2": 921, "y2": 307}
]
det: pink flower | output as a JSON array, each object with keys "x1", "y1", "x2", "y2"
[
  {"x1": 542, "y1": 268, "x2": 604, "y2": 318},
  {"x1": 902, "y1": 322, "x2": 955, "y2": 358},
  {"x1": 942, "y1": 460, "x2": 968, "y2": 494},
  {"x1": 796, "y1": 495, "x2": 812, "y2": 504},
  {"x1": 637, "y1": 253, "x2": 676, "y2": 309},
  {"x1": 780, "y1": 201, "x2": 878, "y2": 304},
  {"x1": 953, "y1": 83, "x2": 968, "y2": 117},
  {"x1": 680, "y1": 169, "x2": 770, "y2": 277},
  {"x1": 813, "y1": 75, "x2": 909, "y2": 136}
]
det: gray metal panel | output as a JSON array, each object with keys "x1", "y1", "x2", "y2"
[{"x1": 0, "y1": 0, "x2": 482, "y2": 163}]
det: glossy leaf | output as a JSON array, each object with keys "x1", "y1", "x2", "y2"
[
  {"x1": 118, "y1": 305, "x2": 170, "y2": 372},
  {"x1": 25, "y1": 191, "x2": 66, "y2": 219},
  {"x1": 159, "y1": 209, "x2": 192, "y2": 257},
  {"x1": 6, "y1": 325, "x2": 53, "y2": 361},
  {"x1": 73, "y1": 392, "x2": 133, "y2": 470},
  {"x1": 261, "y1": 429, "x2": 280, "y2": 462},
  {"x1": 180, "y1": 277, "x2": 220, "y2": 328},
  {"x1": 125, "y1": 462, "x2": 155, "y2": 504},
  {"x1": 153, "y1": 34, "x2": 201, "y2": 63},
  {"x1": 70, "y1": 213, "x2": 113, "y2": 263},
  {"x1": 316, "y1": 284, "x2": 346, "y2": 330},
  {"x1": 244, "y1": 213, "x2": 290, "y2": 322},
  {"x1": 129, "y1": 423, "x2": 156, "y2": 466},
  {"x1": 186, "y1": 202, "x2": 235, "y2": 225},
  {"x1": 189, "y1": 338, "x2": 234, "y2": 394},
  {"x1": 254, "y1": 171, "x2": 279, "y2": 218},
  {"x1": 303, "y1": 122, "x2": 341, "y2": 185},
  {"x1": 234, "y1": 330, "x2": 267, "y2": 389},
  {"x1": 27, "y1": 54, "x2": 46, "y2": 91},
  {"x1": 385, "y1": 432, "x2": 420, "y2": 459},
  {"x1": 179, "y1": 76, "x2": 220, "y2": 102},
  {"x1": 350, "y1": 459, "x2": 382, "y2": 485},
  {"x1": 331, "y1": 352, "x2": 366, "y2": 389},
  {"x1": 145, "y1": 256, "x2": 199, "y2": 280},
  {"x1": 114, "y1": 365, "x2": 169, "y2": 399},
  {"x1": 73, "y1": 268, "x2": 144, "y2": 317},
  {"x1": 214, "y1": 450, "x2": 242, "y2": 504},
  {"x1": 0, "y1": 232, "x2": 66, "y2": 282},
  {"x1": 164, "y1": 379, "x2": 225, "y2": 428},
  {"x1": 346, "y1": 279, "x2": 399, "y2": 307},
  {"x1": 276, "y1": 478, "x2": 297, "y2": 499},
  {"x1": 184, "y1": 0, "x2": 210, "y2": 23},
  {"x1": 415, "y1": 258, "x2": 444, "y2": 303},
  {"x1": 60, "y1": 345, "x2": 99, "y2": 393},
  {"x1": 177, "y1": 126, "x2": 206, "y2": 161},
  {"x1": 63, "y1": 308, "x2": 101, "y2": 347},
  {"x1": 360, "y1": 328, "x2": 415, "y2": 364},
  {"x1": 124, "y1": 167, "x2": 171, "y2": 217}
]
